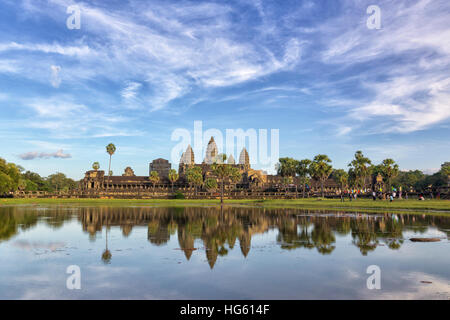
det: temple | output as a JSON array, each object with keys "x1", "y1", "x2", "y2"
[{"x1": 80, "y1": 136, "x2": 340, "y2": 196}]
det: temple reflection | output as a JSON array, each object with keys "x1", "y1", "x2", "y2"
[{"x1": 1, "y1": 206, "x2": 449, "y2": 269}]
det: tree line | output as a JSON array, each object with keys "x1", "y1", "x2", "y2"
[
  {"x1": 0, "y1": 157, "x2": 77, "y2": 195},
  {"x1": 277, "y1": 152, "x2": 450, "y2": 197}
]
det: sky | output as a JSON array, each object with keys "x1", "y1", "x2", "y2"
[{"x1": 0, "y1": 0, "x2": 449, "y2": 179}]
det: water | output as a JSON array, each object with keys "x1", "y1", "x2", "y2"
[{"x1": 0, "y1": 205, "x2": 449, "y2": 300}]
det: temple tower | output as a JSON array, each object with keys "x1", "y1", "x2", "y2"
[
  {"x1": 239, "y1": 148, "x2": 250, "y2": 168},
  {"x1": 203, "y1": 137, "x2": 218, "y2": 164},
  {"x1": 180, "y1": 145, "x2": 195, "y2": 165}
]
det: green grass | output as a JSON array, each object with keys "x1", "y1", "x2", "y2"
[{"x1": 1, "y1": 197, "x2": 449, "y2": 214}]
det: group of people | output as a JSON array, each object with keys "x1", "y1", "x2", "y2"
[{"x1": 339, "y1": 187, "x2": 409, "y2": 202}]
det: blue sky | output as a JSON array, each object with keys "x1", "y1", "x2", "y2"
[{"x1": 0, "y1": 0, "x2": 449, "y2": 179}]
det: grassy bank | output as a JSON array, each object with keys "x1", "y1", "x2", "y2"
[{"x1": 1, "y1": 197, "x2": 449, "y2": 214}]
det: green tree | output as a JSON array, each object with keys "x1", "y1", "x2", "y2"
[
  {"x1": 310, "y1": 154, "x2": 333, "y2": 197},
  {"x1": 186, "y1": 166, "x2": 203, "y2": 196},
  {"x1": 276, "y1": 157, "x2": 298, "y2": 177},
  {"x1": 92, "y1": 162, "x2": 100, "y2": 170},
  {"x1": 0, "y1": 158, "x2": 21, "y2": 194},
  {"x1": 47, "y1": 173, "x2": 76, "y2": 192},
  {"x1": 333, "y1": 169, "x2": 349, "y2": 201},
  {"x1": 168, "y1": 169, "x2": 179, "y2": 192},
  {"x1": 211, "y1": 154, "x2": 234, "y2": 204},
  {"x1": 106, "y1": 143, "x2": 116, "y2": 189},
  {"x1": 21, "y1": 171, "x2": 51, "y2": 191},
  {"x1": 282, "y1": 176, "x2": 293, "y2": 195},
  {"x1": 348, "y1": 150, "x2": 372, "y2": 189},
  {"x1": 149, "y1": 171, "x2": 160, "y2": 191},
  {"x1": 296, "y1": 159, "x2": 312, "y2": 198},
  {"x1": 204, "y1": 178, "x2": 218, "y2": 193},
  {"x1": 229, "y1": 167, "x2": 241, "y2": 191},
  {"x1": 380, "y1": 159, "x2": 399, "y2": 192},
  {"x1": 393, "y1": 170, "x2": 425, "y2": 191},
  {"x1": 441, "y1": 163, "x2": 450, "y2": 186}
]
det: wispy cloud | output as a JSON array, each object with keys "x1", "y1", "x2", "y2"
[
  {"x1": 7, "y1": 0, "x2": 302, "y2": 111},
  {"x1": 317, "y1": 0, "x2": 450, "y2": 133}
]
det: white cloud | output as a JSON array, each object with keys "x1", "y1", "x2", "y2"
[{"x1": 19, "y1": 149, "x2": 71, "y2": 160}]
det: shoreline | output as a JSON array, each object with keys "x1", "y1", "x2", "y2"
[{"x1": 1, "y1": 198, "x2": 450, "y2": 215}]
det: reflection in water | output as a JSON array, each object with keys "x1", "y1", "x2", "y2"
[{"x1": 1, "y1": 206, "x2": 449, "y2": 269}]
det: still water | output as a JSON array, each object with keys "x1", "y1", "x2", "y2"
[{"x1": 0, "y1": 205, "x2": 449, "y2": 299}]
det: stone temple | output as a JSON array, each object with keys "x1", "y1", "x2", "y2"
[{"x1": 81, "y1": 136, "x2": 269, "y2": 191}]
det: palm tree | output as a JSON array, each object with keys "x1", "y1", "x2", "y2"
[
  {"x1": 211, "y1": 154, "x2": 233, "y2": 204},
  {"x1": 276, "y1": 157, "x2": 298, "y2": 177},
  {"x1": 101, "y1": 227, "x2": 112, "y2": 264},
  {"x1": 204, "y1": 178, "x2": 218, "y2": 194},
  {"x1": 149, "y1": 171, "x2": 160, "y2": 192},
  {"x1": 168, "y1": 169, "x2": 179, "y2": 192},
  {"x1": 282, "y1": 176, "x2": 293, "y2": 196},
  {"x1": 106, "y1": 143, "x2": 116, "y2": 189},
  {"x1": 310, "y1": 154, "x2": 333, "y2": 197},
  {"x1": 348, "y1": 150, "x2": 372, "y2": 189},
  {"x1": 92, "y1": 162, "x2": 100, "y2": 171},
  {"x1": 380, "y1": 158, "x2": 399, "y2": 192},
  {"x1": 296, "y1": 159, "x2": 312, "y2": 198},
  {"x1": 229, "y1": 167, "x2": 241, "y2": 192},
  {"x1": 441, "y1": 163, "x2": 450, "y2": 186},
  {"x1": 186, "y1": 166, "x2": 203, "y2": 196},
  {"x1": 333, "y1": 169, "x2": 349, "y2": 201}
]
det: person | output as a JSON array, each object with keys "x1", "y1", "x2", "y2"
[
  {"x1": 372, "y1": 191, "x2": 376, "y2": 201},
  {"x1": 390, "y1": 194, "x2": 394, "y2": 202},
  {"x1": 349, "y1": 192, "x2": 352, "y2": 202}
]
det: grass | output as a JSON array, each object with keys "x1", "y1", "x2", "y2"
[{"x1": 1, "y1": 197, "x2": 449, "y2": 214}]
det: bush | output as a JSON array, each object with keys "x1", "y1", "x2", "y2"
[{"x1": 174, "y1": 191, "x2": 185, "y2": 199}]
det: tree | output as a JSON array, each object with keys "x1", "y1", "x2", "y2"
[
  {"x1": 229, "y1": 167, "x2": 241, "y2": 191},
  {"x1": 47, "y1": 173, "x2": 76, "y2": 192},
  {"x1": 296, "y1": 159, "x2": 312, "y2": 198},
  {"x1": 0, "y1": 158, "x2": 21, "y2": 194},
  {"x1": 101, "y1": 227, "x2": 112, "y2": 264},
  {"x1": 168, "y1": 169, "x2": 179, "y2": 192},
  {"x1": 380, "y1": 159, "x2": 399, "y2": 192},
  {"x1": 92, "y1": 162, "x2": 100, "y2": 171},
  {"x1": 441, "y1": 163, "x2": 450, "y2": 186},
  {"x1": 282, "y1": 176, "x2": 293, "y2": 195},
  {"x1": 310, "y1": 154, "x2": 333, "y2": 197},
  {"x1": 186, "y1": 166, "x2": 203, "y2": 196},
  {"x1": 149, "y1": 171, "x2": 160, "y2": 191},
  {"x1": 333, "y1": 169, "x2": 349, "y2": 201},
  {"x1": 106, "y1": 143, "x2": 116, "y2": 189},
  {"x1": 393, "y1": 170, "x2": 425, "y2": 191},
  {"x1": 348, "y1": 151, "x2": 372, "y2": 189},
  {"x1": 204, "y1": 178, "x2": 218, "y2": 193},
  {"x1": 276, "y1": 157, "x2": 298, "y2": 177},
  {"x1": 211, "y1": 154, "x2": 234, "y2": 204},
  {"x1": 21, "y1": 170, "x2": 51, "y2": 191}
]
